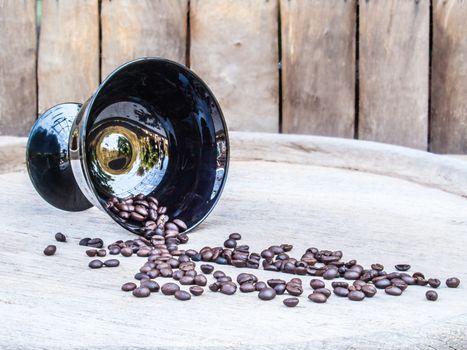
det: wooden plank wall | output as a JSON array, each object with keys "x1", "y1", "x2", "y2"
[{"x1": 0, "y1": 0, "x2": 467, "y2": 154}]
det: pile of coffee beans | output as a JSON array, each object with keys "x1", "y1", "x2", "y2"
[{"x1": 43, "y1": 192, "x2": 462, "y2": 307}]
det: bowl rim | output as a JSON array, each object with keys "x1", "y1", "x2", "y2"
[{"x1": 78, "y1": 56, "x2": 230, "y2": 234}]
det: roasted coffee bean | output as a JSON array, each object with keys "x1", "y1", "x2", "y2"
[
  {"x1": 133, "y1": 287, "x2": 151, "y2": 298},
  {"x1": 120, "y1": 247, "x2": 132, "y2": 257},
  {"x1": 189, "y1": 286, "x2": 204, "y2": 296},
  {"x1": 374, "y1": 278, "x2": 391, "y2": 289},
  {"x1": 134, "y1": 272, "x2": 149, "y2": 280},
  {"x1": 194, "y1": 274, "x2": 207, "y2": 286},
  {"x1": 344, "y1": 270, "x2": 360, "y2": 280},
  {"x1": 209, "y1": 283, "x2": 220, "y2": 292},
  {"x1": 323, "y1": 268, "x2": 338, "y2": 280},
  {"x1": 86, "y1": 249, "x2": 97, "y2": 257},
  {"x1": 79, "y1": 238, "x2": 91, "y2": 246},
  {"x1": 314, "y1": 288, "x2": 331, "y2": 298},
  {"x1": 174, "y1": 290, "x2": 191, "y2": 301},
  {"x1": 217, "y1": 276, "x2": 232, "y2": 284},
  {"x1": 220, "y1": 282, "x2": 237, "y2": 295},
  {"x1": 88, "y1": 259, "x2": 103, "y2": 269},
  {"x1": 261, "y1": 250, "x2": 274, "y2": 259},
  {"x1": 224, "y1": 239, "x2": 237, "y2": 249},
  {"x1": 109, "y1": 246, "x2": 120, "y2": 255},
  {"x1": 310, "y1": 279, "x2": 326, "y2": 290},
  {"x1": 385, "y1": 286, "x2": 402, "y2": 296},
  {"x1": 213, "y1": 271, "x2": 226, "y2": 279},
  {"x1": 361, "y1": 284, "x2": 377, "y2": 297},
  {"x1": 121, "y1": 282, "x2": 137, "y2": 292},
  {"x1": 141, "y1": 280, "x2": 160, "y2": 292},
  {"x1": 273, "y1": 284, "x2": 286, "y2": 295},
  {"x1": 371, "y1": 263, "x2": 384, "y2": 271},
  {"x1": 331, "y1": 281, "x2": 348, "y2": 289},
  {"x1": 426, "y1": 290, "x2": 438, "y2": 301},
  {"x1": 348, "y1": 290, "x2": 365, "y2": 301},
  {"x1": 281, "y1": 244, "x2": 293, "y2": 252},
  {"x1": 392, "y1": 280, "x2": 408, "y2": 291},
  {"x1": 104, "y1": 259, "x2": 120, "y2": 267},
  {"x1": 286, "y1": 283, "x2": 303, "y2": 296},
  {"x1": 258, "y1": 287, "x2": 276, "y2": 300},
  {"x1": 97, "y1": 249, "x2": 107, "y2": 257},
  {"x1": 394, "y1": 264, "x2": 411, "y2": 271},
  {"x1": 308, "y1": 292, "x2": 327, "y2": 303},
  {"x1": 267, "y1": 279, "x2": 286, "y2": 288},
  {"x1": 43, "y1": 245, "x2": 56, "y2": 256},
  {"x1": 87, "y1": 238, "x2": 104, "y2": 248},
  {"x1": 134, "y1": 205, "x2": 148, "y2": 217},
  {"x1": 180, "y1": 276, "x2": 194, "y2": 285},
  {"x1": 54, "y1": 232, "x2": 67, "y2": 242},
  {"x1": 170, "y1": 219, "x2": 186, "y2": 232},
  {"x1": 416, "y1": 278, "x2": 428, "y2": 286},
  {"x1": 161, "y1": 283, "x2": 180, "y2": 295},
  {"x1": 240, "y1": 283, "x2": 256, "y2": 293},
  {"x1": 283, "y1": 297, "x2": 299, "y2": 307},
  {"x1": 428, "y1": 278, "x2": 441, "y2": 288},
  {"x1": 446, "y1": 277, "x2": 460, "y2": 288},
  {"x1": 255, "y1": 281, "x2": 267, "y2": 291},
  {"x1": 229, "y1": 232, "x2": 242, "y2": 240},
  {"x1": 412, "y1": 272, "x2": 425, "y2": 279},
  {"x1": 333, "y1": 287, "x2": 349, "y2": 297},
  {"x1": 401, "y1": 275, "x2": 416, "y2": 285}
]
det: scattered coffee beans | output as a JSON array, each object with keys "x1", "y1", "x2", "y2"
[
  {"x1": 446, "y1": 277, "x2": 460, "y2": 288},
  {"x1": 189, "y1": 286, "x2": 204, "y2": 296},
  {"x1": 395, "y1": 264, "x2": 411, "y2": 272},
  {"x1": 54, "y1": 232, "x2": 66, "y2": 242},
  {"x1": 258, "y1": 287, "x2": 276, "y2": 300},
  {"x1": 308, "y1": 292, "x2": 327, "y2": 303},
  {"x1": 175, "y1": 290, "x2": 191, "y2": 301},
  {"x1": 161, "y1": 283, "x2": 180, "y2": 295},
  {"x1": 88, "y1": 259, "x2": 103, "y2": 269},
  {"x1": 121, "y1": 282, "x2": 137, "y2": 292},
  {"x1": 283, "y1": 297, "x2": 299, "y2": 307},
  {"x1": 426, "y1": 290, "x2": 438, "y2": 301},
  {"x1": 133, "y1": 287, "x2": 150, "y2": 298}
]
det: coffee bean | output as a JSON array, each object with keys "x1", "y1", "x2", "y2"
[
  {"x1": 87, "y1": 238, "x2": 104, "y2": 248},
  {"x1": 428, "y1": 278, "x2": 441, "y2": 288},
  {"x1": 426, "y1": 290, "x2": 438, "y2": 301},
  {"x1": 213, "y1": 271, "x2": 226, "y2": 279},
  {"x1": 194, "y1": 274, "x2": 207, "y2": 286},
  {"x1": 141, "y1": 280, "x2": 160, "y2": 292},
  {"x1": 314, "y1": 288, "x2": 331, "y2": 298},
  {"x1": 255, "y1": 281, "x2": 267, "y2": 291},
  {"x1": 209, "y1": 283, "x2": 220, "y2": 292},
  {"x1": 220, "y1": 282, "x2": 237, "y2": 295},
  {"x1": 121, "y1": 282, "x2": 137, "y2": 292},
  {"x1": 395, "y1": 264, "x2": 411, "y2": 271},
  {"x1": 109, "y1": 246, "x2": 120, "y2": 255},
  {"x1": 88, "y1": 259, "x2": 103, "y2": 269},
  {"x1": 323, "y1": 268, "x2": 338, "y2": 280},
  {"x1": 161, "y1": 283, "x2": 180, "y2": 295},
  {"x1": 175, "y1": 290, "x2": 191, "y2": 301},
  {"x1": 54, "y1": 232, "x2": 67, "y2": 242},
  {"x1": 173, "y1": 219, "x2": 187, "y2": 232},
  {"x1": 274, "y1": 284, "x2": 286, "y2": 295},
  {"x1": 86, "y1": 249, "x2": 97, "y2": 257},
  {"x1": 134, "y1": 272, "x2": 149, "y2": 280},
  {"x1": 361, "y1": 284, "x2": 377, "y2": 297},
  {"x1": 180, "y1": 276, "x2": 194, "y2": 285},
  {"x1": 331, "y1": 281, "x2": 348, "y2": 289},
  {"x1": 43, "y1": 245, "x2": 56, "y2": 256},
  {"x1": 344, "y1": 270, "x2": 360, "y2": 280},
  {"x1": 348, "y1": 290, "x2": 365, "y2": 301},
  {"x1": 286, "y1": 283, "x2": 303, "y2": 296},
  {"x1": 446, "y1": 277, "x2": 460, "y2": 288},
  {"x1": 374, "y1": 278, "x2": 391, "y2": 289},
  {"x1": 79, "y1": 238, "x2": 91, "y2": 246},
  {"x1": 104, "y1": 259, "x2": 120, "y2": 267},
  {"x1": 333, "y1": 287, "x2": 349, "y2": 297},
  {"x1": 229, "y1": 233, "x2": 242, "y2": 240},
  {"x1": 310, "y1": 279, "x2": 326, "y2": 290},
  {"x1": 240, "y1": 283, "x2": 256, "y2": 293},
  {"x1": 308, "y1": 292, "x2": 327, "y2": 303},
  {"x1": 133, "y1": 287, "x2": 151, "y2": 298},
  {"x1": 283, "y1": 297, "x2": 299, "y2": 307},
  {"x1": 385, "y1": 286, "x2": 402, "y2": 296},
  {"x1": 258, "y1": 287, "x2": 276, "y2": 300},
  {"x1": 189, "y1": 286, "x2": 204, "y2": 296},
  {"x1": 416, "y1": 277, "x2": 428, "y2": 286},
  {"x1": 120, "y1": 247, "x2": 132, "y2": 257},
  {"x1": 412, "y1": 272, "x2": 425, "y2": 279},
  {"x1": 224, "y1": 239, "x2": 237, "y2": 249},
  {"x1": 97, "y1": 249, "x2": 107, "y2": 257},
  {"x1": 371, "y1": 263, "x2": 384, "y2": 271},
  {"x1": 267, "y1": 279, "x2": 286, "y2": 288}
]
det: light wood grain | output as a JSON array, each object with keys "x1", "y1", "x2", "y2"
[
  {"x1": 101, "y1": 0, "x2": 188, "y2": 79},
  {"x1": 431, "y1": 0, "x2": 467, "y2": 154},
  {"x1": 190, "y1": 0, "x2": 279, "y2": 132},
  {"x1": 1, "y1": 134, "x2": 467, "y2": 349},
  {"x1": 38, "y1": 0, "x2": 99, "y2": 114},
  {"x1": 281, "y1": 0, "x2": 355, "y2": 137},
  {"x1": 0, "y1": 0, "x2": 37, "y2": 136},
  {"x1": 359, "y1": 0, "x2": 429, "y2": 150}
]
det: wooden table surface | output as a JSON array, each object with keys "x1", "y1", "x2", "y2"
[{"x1": 0, "y1": 132, "x2": 466, "y2": 349}]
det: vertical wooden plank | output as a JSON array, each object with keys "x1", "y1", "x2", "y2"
[
  {"x1": 38, "y1": 0, "x2": 99, "y2": 113},
  {"x1": 0, "y1": 0, "x2": 37, "y2": 136},
  {"x1": 101, "y1": 0, "x2": 187, "y2": 78},
  {"x1": 431, "y1": 0, "x2": 467, "y2": 154},
  {"x1": 359, "y1": 0, "x2": 429, "y2": 150},
  {"x1": 281, "y1": 0, "x2": 355, "y2": 137},
  {"x1": 191, "y1": 0, "x2": 279, "y2": 133}
]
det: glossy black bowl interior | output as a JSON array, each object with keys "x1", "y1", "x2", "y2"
[{"x1": 84, "y1": 58, "x2": 229, "y2": 233}]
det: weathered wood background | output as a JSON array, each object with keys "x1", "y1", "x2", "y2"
[{"x1": 0, "y1": 0, "x2": 466, "y2": 154}]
